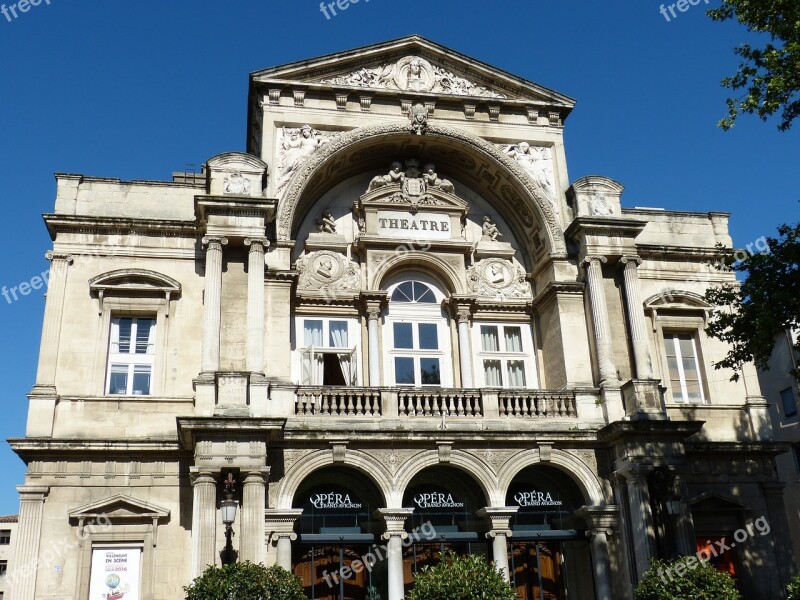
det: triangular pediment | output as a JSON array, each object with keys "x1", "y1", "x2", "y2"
[
  {"x1": 251, "y1": 35, "x2": 574, "y2": 108},
  {"x1": 69, "y1": 495, "x2": 170, "y2": 521}
]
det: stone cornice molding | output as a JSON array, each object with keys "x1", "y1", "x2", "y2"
[
  {"x1": 43, "y1": 214, "x2": 198, "y2": 240},
  {"x1": 277, "y1": 122, "x2": 567, "y2": 257},
  {"x1": 529, "y1": 282, "x2": 585, "y2": 313},
  {"x1": 360, "y1": 290, "x2": 389, "y2": 320}
]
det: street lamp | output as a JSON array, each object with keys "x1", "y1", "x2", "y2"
[{"x1": 221, "y1": 472, "x2": 238, "y2": 565}]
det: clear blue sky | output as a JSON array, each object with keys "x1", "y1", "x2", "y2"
[{"x1": 0, "y1": 0, "x2": 796, "y2": 515}]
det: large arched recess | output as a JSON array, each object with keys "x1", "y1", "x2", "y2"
[{"x1": 276, "y1": 122, "x2": 568, "y2": 262}]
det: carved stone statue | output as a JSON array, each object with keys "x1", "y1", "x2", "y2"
[
  {"x1": 503, "y1": 142, "x2": 559, "y2": 214},
  {"x1": 369, "y1": 161, "x2": 404, "y2": 191},
  {"x1": 276, "y1": 125, "x2": 329, "y2": 194},
  {"x1": 482, "y1": 216, "x2": 502, "y2": 242},
  {"x1": 316, "y1": 209, "x2": 337, "y2": 234},
  {"x1": 423, "y1": 163, "x2": 454, "y2": 194},
  {"x1": 409, "y1": 104, "x2": 428, "y2": 135}
]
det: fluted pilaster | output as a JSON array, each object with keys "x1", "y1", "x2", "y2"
[
  {"x1": 8, "y1": 486, "x2": 49, "y2": 600},
  {"x1": 200, "y1": 237, "x2": 228, "y2": 374},
  {"x1": 191, "y1": 471, "x2": 217, "y2": 577},
  {"x1": 620, "y1": 257, "x2": 654, "y2": 379},
  {"x1": 583, "y1": 256, "x2": 617, "y2": 387}
]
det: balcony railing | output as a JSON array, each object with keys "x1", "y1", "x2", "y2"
[
  {"x1": 294, "y1": 387, "x2": 579, "y2": 420},
  {"x1": 498, "y1": 391, "x2": 577, "y2": 418}
]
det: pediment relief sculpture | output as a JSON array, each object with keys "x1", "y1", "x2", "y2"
[
  {"x1": 296, "y1": 250, "x2": 360, "y2": 294},
  {"x1": 500, "y1": 142, "x2": 559, "y2": 215},
  {"x1": 275, "y1": 125, "x2": 334, "y2": 195},
  {"x1": 364, "y1": 159, "x2": 462, "y2": 210},
  {"x1": 589, "y1": 194, "x2": 615, "y2": 217},
  {"x1": 321, "y1": 56, "x2": 507, "y2": 99},
  {"x1": 467, "y1": 258, "x2": 531, "y2": 300}
]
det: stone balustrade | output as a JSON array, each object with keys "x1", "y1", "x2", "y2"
[{"x1": 294, "y1": 386, "x2": 581, "y2": 421}]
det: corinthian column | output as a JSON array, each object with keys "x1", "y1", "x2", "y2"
[
  {"x1": 582, "y1": 256, "x2": 617, "y2": 387},
  {"x1": 200, "y1": 237, "x2": 228, "y2": 375},
  {"x1": 8, "y1": 486, "x2": 49, "y2": 600},
  {"x1": 190, "y1": 470, "x2": 218, "y2": 577},
  {"x1": 620, "y1": 257, "x2": 654, "y2": 379},
  {"x1": 244, "y1": 238, "x2": 268, "y2": 374},
  {"x1": 240, "y1": 470, "x2": 268, "y2": 565}
]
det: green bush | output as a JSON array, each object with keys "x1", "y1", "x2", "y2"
[
  {"x1": 635, "y1": 557, "x2": 741, "y2": 600},
  {"x1": 407, "y1": 551, "x2": 516, "y2": 600},
  {"x1": 787, "y1": 573, "x2": 800, "y2": 600},
  {"x1": 184, "y1": 561, "x2": 306, "y2": 600}
]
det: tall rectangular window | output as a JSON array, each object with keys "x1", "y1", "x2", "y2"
[
  {"x1": 477, "y1": 324, "x2": 529, "y2": 388},
  {"x1": 390, "y1": 322, "x2": 442, "y2": 386},
  {"x1": 664, "y1": 332, "x2": 705, "y2": 403},
  {"x1": 299, "y1": 318, "x2": 356, "y2": 386},
  {"x1": 0, "y1": 530, "x2": 9, "y2": 545},
  {"x1": 0, "y1": 560, "x2": 7, "y2": 576},
  {"x1": 780, "y1": 387, "x2": 798, "y2": 418},
  {"x1": 106, "y1": 316, "x2": 156, "y2": 396}
]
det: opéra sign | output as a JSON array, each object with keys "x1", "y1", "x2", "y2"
[
  {"x1": 514, "y1": 490, "x2": 564, "y2": 508},
  {"x1": 413, "y1": 492, "x2": 465, "y2": 509},
  {"x1": 309, "y1": 492, "x2": 363, "y2": 510}
]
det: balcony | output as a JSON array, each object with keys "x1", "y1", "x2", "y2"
[{"x1": 294, "y1": 387, "x2": 583, "y2": 420}]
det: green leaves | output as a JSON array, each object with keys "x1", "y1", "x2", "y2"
[
  {"x1": 406, "y1": 551, "x2": 516, "y2": 600},
  {"x1": 708, "y1": 0, "x2": 800, "y2": 130},
  {"x1": 787, "y1": 573, "x2": 800, "y2": 600},
  {"x1": 635, "y1": 558, "x2": 742, "y2": 600},
  {"x1": 183, "y1": 562, "x2": 307, "y2": 600},
  {"x1": 705, "y1": 223, "x2": 800, "y2": 381}
]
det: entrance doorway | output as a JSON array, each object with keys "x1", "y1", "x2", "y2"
[
  {"x1": 511, "y1": 541, "x2": 566, "y2": 600},
  {"x1": 293, "y1": 544, "x2": 384, "y2": 600},
  {"x1": 291, "y1": 467, "x2": 387, "y2": 599}
]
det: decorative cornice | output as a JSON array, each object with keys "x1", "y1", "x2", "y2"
[{"x1": 43, "y1": 214, "x2": 198, "y2": 240}]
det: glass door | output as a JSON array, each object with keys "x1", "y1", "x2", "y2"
[
  {"x1": 293, "y1": 545, "x2": 381, "y2": 600},
  {"x1": 510, "y1": 541, "x2": 567, "y2": 600}
]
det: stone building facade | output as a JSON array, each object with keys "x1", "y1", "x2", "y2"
[
  {"x1": 0, "y1": 515, "x2": 18, "y2": 597},
  {"x1": 9, "y1": 36, "x2": 796, "y2": 599}
]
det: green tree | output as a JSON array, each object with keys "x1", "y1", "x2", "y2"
[
  {"x1": 788, "y1": 573, "x2": 800, "y2": 600},
  {"x1": 705, "y1": 223, "x2": 799, "y2": 380},
  {"x1": 406, "y1": 551, "x2": 516, "y2": 600},
  {"x1": 184, "y1": 562, "x2": 306, "y2": 600},
  {"x1": 635, "y1": 557, "x2": 742, "y2": 600},
  {"x1": 708, "y1": 0, "x2": 800, "y2": 131}
]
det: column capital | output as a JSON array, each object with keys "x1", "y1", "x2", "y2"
[
  {"x1": 581, "y1": 255, "x2": 608, "y2": 268},
  {"x1": 377, "y1": 508, "x2": 414, "y2": 536},
  {"x1": 576, "y1": 505, "x2": 620, "y2": 532},
  {"x1": 201, "y1": 235, "x2": 229, "y2": 248},
  {"x1": 476, "y1": 506, "x2": 519, "y2": 533},
  {"x1": 242, "y1": 468, "x2": 271, "y2": 484},
  {"x1": 244, "y1": 237, "x2": 270, "y2": 250},
  {"x1": 44, "y1": 251, "x2": 73, "y2": 265},
  {"x1": 269, "y1": 531, "x2": 298, "y2": 545},
  {"x1": 761, "y1": 481, "x2": 786, "y2": 496},
  {"x1": 189, "y1": 468, "x2": 217, "y2": 486},
  {"x1": 613, "y1": 460, "x2": 652, "y2": 482},
  {"x1": 620, "y1": 255, "x2": 643, "y2": 267},
  {"x1": 586, "y1": 527, "x2": 614, "y2": 539},
  {"x1": 360, "y1": 291, "x2": 389, "y2": 320},
  {"x1": 16, "y1": 485, "x2": 49, "y2": 501},
  {"x1": 448, "y1": 295, "x2": 475, "y2": 324}
]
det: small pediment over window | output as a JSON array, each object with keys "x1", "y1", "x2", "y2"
[
  {"x1": 644, "y1": 290, "x2": 712, "y2": 310},
  {"x1": 89, "y1": 269, "x2": 181, "y2": 314},
  {"x1": 69, "y1": 494, "x2": 170, "y2": 523},
  {"x1": 690, "y1": 491, "x2": 751, "y2": 513}
]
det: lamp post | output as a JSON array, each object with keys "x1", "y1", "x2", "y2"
[{"x1": 221, "y1": 472, "x2": 238, "y2": 565}]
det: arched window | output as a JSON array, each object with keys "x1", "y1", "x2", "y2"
[{"x1": 385, "y1": 276, "x2": 452, "y2": 387}]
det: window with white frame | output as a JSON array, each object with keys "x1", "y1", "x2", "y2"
[
  {"x1": 298, "y1": 318, "x2": 357, "y2": 386},
  {"x1": 664, "y1": 332, "x2": 706, "y2": 403},
  {"x1": 386, "y1": 279, "x2": 452, "y2": 387},
  {"x1": 106, "y1": 316, "x2": 156, "y2": 396},
  {"x1": 474, "y1": 323, "x2": 535, "y2": 388}
]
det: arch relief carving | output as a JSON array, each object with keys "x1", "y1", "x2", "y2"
[{"x1": 277, "y1": 122, "x2": 566, "y2": 257}]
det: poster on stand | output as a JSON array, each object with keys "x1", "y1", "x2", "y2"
[{"x1": 87, "y1": 547, "x2": 141, "y2": 600}]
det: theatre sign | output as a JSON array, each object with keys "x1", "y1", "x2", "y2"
[{"x1": 514, "y1": 490, "x2": 564, "y2": 508}]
